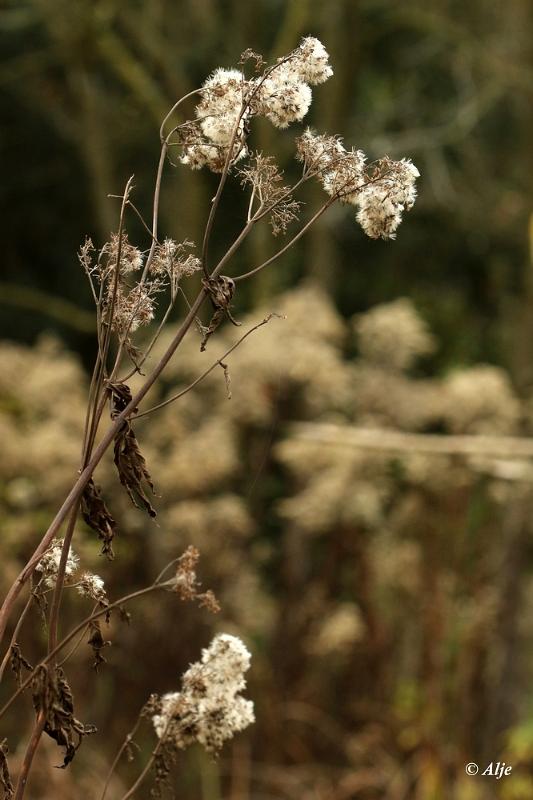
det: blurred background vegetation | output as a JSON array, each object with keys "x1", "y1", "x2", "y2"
[{"x1": 1, "y1": 0, "x2": 533, "y2": 798}]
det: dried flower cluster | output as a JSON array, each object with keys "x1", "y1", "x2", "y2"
[
  {"x1": 35, "y1": 539, "x2": 79, "y2": 589},
  {"x1": 149, "y1": 238, "x2": 202, "y2": 298},
  {"x1": 76, "y1": 573, "x2": 106, "y2": 603},
  {"x1": 169, "y1": 545, "x2": 221, "y2": 613},
  {"x1": 296, "y1": 131, "x2": 419, "y2": 238},
  {"x1": 79, "y1": 234, "x2": 201, "y2": 344},
  {"x1": 176, "y1": 36, "x2": 418, "y2": 239},
  {"x1": 356, "y1": 157, "x2": 419, "y2": 239},
  {"x1": 35, "y1": 539, "x2": 107, "y2": 605},
  {"x1": 100, "y1": 233, "x2": 143, "y2": 276},
  {"x1": 152, "y1": 634, "x2": 254, "y2": 755},
  {"x1": 179, "y1": 36, "x2": 333, "y2": 173},
  {"x1": 296, "y1": 129, "x2": 365, "y2": 202}
]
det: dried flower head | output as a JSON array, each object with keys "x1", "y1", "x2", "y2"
[
  {"x1": 152, "y1": 633, "x2": 254, "y2": 756},
  {"x1": 167, "y1": 545, "x2": 221, "y2": 612},
  {"x1": 109, "y1": 284, "x2": 157, "y2": 335},
  {"x1": 252, "y1": 37, "x2": 332, "y2": 128},
  {"x1": 292, "y1": 36, "x2": 334, "y2": 85},
  {"x1": 149, "y1": 239, "x2": 201, "y2": 295},
  {"x1": 239, "y1": 154, "x2": 301, "y2": 235},
  {"x1": 77, "y1": 572, "x2": 106, "y2": 603},
  {"x1": 100, "y1": 233, "x2": 143, "y2": 276},
  {"x1": 356, "y1": 158, "x2": 419, "y2": 240},
  {"x1": 175, "y1": 69, "x2": 250, "y2": 173},
  {"x1": 296, "y1": 132, "x2": 419, "y2": 235},
  {"x1": 179, "y1": 137, "x2": 248, "y2": 173},
  {"x1": 35, "y1": 539, "x2": 79, "y2": 589},
  {"x1": 254, "y1": 65, "x2": 312, "y2": 129},
  {"x1": 296, "y1": 129, "x2": 366, "y2": 203},
  {"x1": 179, "y1": 37, "x2": 333, "y2": 171},
  {"x1": 196, "y1": 68, "x2": 248, "y2": 147},
  {"x1": 177, "y1": 126, "x2": 223, "y2": 171}
]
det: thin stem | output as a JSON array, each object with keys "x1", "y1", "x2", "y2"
[
  {"x1": 108, "y1": 196, "x2": 159, "y2": 242},
  {"x1": 201, "y1": 96, "x2": 250, "y2": 276},
  {"x1": 234, "y1": 199, "x2": 334, "y2": 282},
  {"x1": 81, "y1": 350, "x2": 103, "y2": 461},
  {"x1": 83, "y1": 175, "x2": 134, "y2": 466},
  {"x1": 0, "y1": 593, "x2": 33, "y2": 683},
  {"x1": 57, "y1": 603, "x2": 98, "y2": 668},
  {"x1": 136, "y1": 314, "x2": 279, "y2": 419},
  {"x1": 120, "y1": 298, "x2": 177, "y2": 382},
  {"x1": 159, "y1": 89, "x2": 202, "y2": 142},
  {"x1": 100, "y1": 716, "x2": 143, "y2": 800},
  {"x1": 84, "y1": 389, "x2": 111, "y2": 465},
  {"x1": 13, "y1": 711, "x2": 46, "y2": 800},
  {"x1": 246, "y1": 186, "x2": 256, "y2": 223},
  {"x1": 100, "y1": 176, "x2": 135, "y2": 370},
  {"x1": 47, "y1": 505, "x2": 78, "y2": 657},
  {"x1": 119, "y1": 738, "x2": 164, "y2": 800},
  {"x1": 209, "y1": 212, "x2": 262, "y2": 278},
  {"x1": 34, "y1": 171, "x2": 134, "y2": 775}
]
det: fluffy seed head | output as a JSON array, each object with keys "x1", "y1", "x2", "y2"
[
  {"x1": 152, "y1": 633, "x2": 254, "y2": 755},
  {"x1": 36, "y1": 538, "x2": 79, "y2": 589}
]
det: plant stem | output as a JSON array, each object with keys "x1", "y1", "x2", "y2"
[
  {"x1": 47, "y1": 506, "x2": 78, "y2": 657},
  {"x1": 235, "y1": 199, "x2": 333, "y2": 282},
  {"x1": 0, "y1": 594, "x2": 33, "y2": 683},
  {"x1": 13, "y1": 711, "x2": 46, "y2": 800},
  {"x1": 119, "y1": 738, "x2": 163, "y2": 800},
  {"x1": 136, "y1": 314, "x2": 279, "y2": 418},
  {"x1": 100, "y1": 716, "x2": 143, "y2": 800}
]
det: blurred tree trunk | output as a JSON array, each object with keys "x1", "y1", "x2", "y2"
[
  {"x1": 501, "y1": 0, "x2": 533, "y2": 392},
  {"x1": 481, "y1": 494, "x2": 532, "y2": 762}
]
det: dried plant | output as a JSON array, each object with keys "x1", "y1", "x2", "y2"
[{"x1": 0, "y1": 36, "x2": 420, "y2": 798}]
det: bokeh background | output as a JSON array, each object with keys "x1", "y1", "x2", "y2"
[{"x1": 1, "y1": 1, "x2": 533, "y2": 798}]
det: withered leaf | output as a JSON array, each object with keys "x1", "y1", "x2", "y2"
[
  {"x1": 200, "y1": 276, "x2": 241, "y2": 352},
  {"x1": 32, "y1": 665, "x2": 96, "y2": 769},
  {"x1": 87, "y1": 620, "x2": 111, "y2": 672},
  {"x1": 31, "y1": 583, "x2": 48, "y2": 621},
  {"x1": 110, "y1": 383, "x2": 157, "y2": 518},
  {"x1": 81, "y1": 478, "x2": 117, "y2": 559},
  {"x1": 10, "y1": 644, "x2": 33, "y2": 686},
  {"x1": 0, "y1": 739, "x2": 13, "y2": 800}
]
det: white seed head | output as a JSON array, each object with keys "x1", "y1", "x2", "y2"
[
  {"x1": 77, "y1": 572, "x2": 106, "y2": 602},
  {"x1": 36, "y1": 538, "x2": 79, "y2": 589},
  {"x1": 255, "y1": 66, "x2": 312, "y2": 128},
  {"x1": 152, "y1": 633, "x2": 254, "y2": 755},
  {"x1": 291, "y1": 36, "x2": 334, "y2": 85}
]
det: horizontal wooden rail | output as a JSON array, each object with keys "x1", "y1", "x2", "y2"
[{"x1": 290, "y1": 423, "x2": 533, "y2": 460}]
